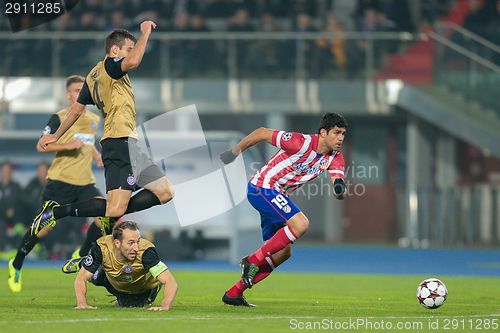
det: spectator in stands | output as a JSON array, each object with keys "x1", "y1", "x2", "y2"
[
  {"x1": 463, "y1": 0, "x2": 487, "y2": 37},
  {"x1": 289, "y1": 13, "x2": 317, "y2": 77},
  {"x1": 316, "y1": 15, "x2": 347, "y2": 76},
  {"x1": 227, "y1": 8, "x2": 255, "y2": 77},
  {"x1": 204, "y1": 0, "x2": 238, "y2": 18},
  {"x1": 170, "y1": 12, "x2": 191, "y2": 77},
  {"x1": 23, "y1": 162, "x2": 48, "y2": 222},
  {"x1": 486, "y1": 0, "x2": 500, "y2": 64},
  {"x1": 108, "y1": 10, "x2": 131, "y2": 31},
  {"x1": 247, "y1": 12, "x2": 282, "y2": 77},
  {"x1": 0, "y1": 161, "x2": 23, "y2": 251},
  {"x1": 188, "y1": 14, "x2": 214, "y2": 76}
]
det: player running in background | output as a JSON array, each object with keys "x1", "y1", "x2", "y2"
[
  {"x1": 75, "y1": 221, "x2": 178, "y2": 310},
  {"x1": 8, "y1": 75, "x2": 105, "y2": 292},
  {"x1": 33, "y1": 21, "x2": 174, "y2": 237},
  {"x1": 220, "y1": 113, "x2": 347, "y2": 306}
]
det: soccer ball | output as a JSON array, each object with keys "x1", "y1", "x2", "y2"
[{"x1": 416, "y1": 278, "x2": 448, "y2": 309}]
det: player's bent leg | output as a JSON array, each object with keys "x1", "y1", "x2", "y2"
[
  {"x1": 8, "y1": 259, "x2": 22, "y2": 292},
  {"x1": 222, "y1": 292, "x2": 256, "y2": 307},
  {"x1": 105, "y1": 188, "x2": 132, "y2": 218},
  {"x1": 142, "y1": 176, "x2": 175, "y2": 204},
  {"x1": 31, "y1": 200, "x2": 59, "y2": 236},
  {"x1": 271, "y1": 243, "x2": 292, "y2": 266},
  {"x1": 62, "y1": 257, "x2": 84, "y2": 274},
  {"x1": 285, "y1": 212, "x2": 310, "y2": 238},
  {"x1": 35, "y1": 225, "x2": 55, "y2": 238}
]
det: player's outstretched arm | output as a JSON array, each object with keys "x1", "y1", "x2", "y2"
[
  {"x1": 220, "y1": 127, "x2": 274, "y2": 164},
  {"x1": 36, "y1": 139, "x2": 83, "y2": 153},
  {"x1": 148, "y1": 269, "x2": 178, "y2": 311},
  {"x1": 38, "y1": 102, "x2": 86, "y2": 150},
  {"x1": 121, "y1": 21, "x2": 157, "y2": 72},
  {"x1": 331, "y1": 177, "x2": 346, "y2": 200},
  {"x1": 74, "y1": 268, "x2": 97, "y2": 309}
]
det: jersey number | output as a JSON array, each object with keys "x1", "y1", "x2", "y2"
[
  {"x1": 271, "y1": 195, "x2": 288, "y2": 209},
  {"x1": 92, "y1": 83, "x2": 106, "y2": 118}
]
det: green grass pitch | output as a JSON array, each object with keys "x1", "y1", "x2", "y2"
[{"x1": 0, "y1": 268, "x2": 499, "y2": 332}]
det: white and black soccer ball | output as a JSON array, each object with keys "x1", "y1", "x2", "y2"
[{"x1": 416, "y1": 278, "x2": 448, "y2": 309}]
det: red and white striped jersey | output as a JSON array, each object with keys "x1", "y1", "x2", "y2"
[{"x1": 250, "y1": 130, "x2": 345, "y2": 194}]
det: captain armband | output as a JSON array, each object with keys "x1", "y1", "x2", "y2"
[{"x1": 149, "y1": 261, "x2": 168, "y2": 279}]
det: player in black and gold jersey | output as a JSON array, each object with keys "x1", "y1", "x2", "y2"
[
  {"x1": 8, "y1": 75, "x2": 106, "y2": 293},
  {"x1": 75, "y1": 221, "x2": 177, "y2": 310},
  {"x1": 33, "y1": 21, "x2": 174, "y2": 236}
]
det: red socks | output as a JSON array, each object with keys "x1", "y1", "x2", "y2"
[
  {"x1": 226, "y1": 256, "x2": 277, "y2": 297},
  {"x1": 227, "y1": 280, "x2": 246, "y2": 297},
  {"x1": 248, "y1": 226, "x2": 297, "y2": 265}
]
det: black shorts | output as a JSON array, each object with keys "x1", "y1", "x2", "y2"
[
  {"x1": 101, "y1": 137, "x2": 164, "y2": 192},
  {"x1": 91, "y1": 266, "x2": 161, "y2": 307},
  {"x1": 42, "y1": 179, "x2": 102, "y2": 204}
]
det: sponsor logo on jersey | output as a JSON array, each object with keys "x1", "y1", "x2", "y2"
[
  {"x1": 74, "y1": 133, "x2": 95, "y2": 145},
  {"x1": 294, "y1": 162, "x2": 322, "y2": 175},
  {"x1": 118, "y1": 275, "x2": 133, "y2": 282}
]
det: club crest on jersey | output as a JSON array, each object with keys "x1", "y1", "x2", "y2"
[
  {"x1": 123, "y1": 265, "x2": 133, "y2": 274},
  {"x1": 42, "y1": 126, "x2": 51, "y2": 135},
  {"x1": 319, "y1": 158, "x2": 329, "y2": 171},
  {"x1": 282, "y1": 132, "x2": 292, "y2": 141},
  {"x1": 127, "y1": 176, "x2": 136, "y2": 186}
]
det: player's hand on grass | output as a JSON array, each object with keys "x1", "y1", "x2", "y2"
[
  {"x1": 148, "y1": 306, "x2": 169, "y2": 311},
  {"x1": 74, "y1": 304, "x2": 97, "y2": 310},
  {"x1": 220, "y1": 148, "x2": 239, "y2": 164},
  {"x1": 140, "y1": 21, "x2": 157, "y2": 35},
  {"x1": 38, "y1": 134, "x2": 58, "y2": 150}
]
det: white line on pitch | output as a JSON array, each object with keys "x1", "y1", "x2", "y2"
[{"x1": 1, "y1": 314, "x2": 500, "y2": 325}]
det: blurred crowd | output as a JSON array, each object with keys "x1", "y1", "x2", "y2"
[
  {"x1": 0, "y1": 161, "x2": 86, "y2": 260},
  {"x1": 463, "y1": 0, "x2": 500, "y2": 44},
  {"x1": 0, "y1": 0, "x2": 461, "y2": 78}
]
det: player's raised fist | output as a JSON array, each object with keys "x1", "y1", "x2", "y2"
[{"x1": 140, "y1": 21, "x2": 157, "y2": 35}]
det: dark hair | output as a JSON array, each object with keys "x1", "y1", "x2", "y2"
[
  {"x1": 112, "y1": 221, "x2": 139, "y2": 240},
  {"x1": 318, "y1": 113, "x2": 348, "y2": 133},
  {"x1": 105, "y1": 29, "x2": 137, "y2": 53},
  {"x1": 65, "y1": 75, "x2": 84, "y2": 90}
]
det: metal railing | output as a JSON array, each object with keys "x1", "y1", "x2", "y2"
[
  {"x1": 429, "y1": 31, "x2": 500, "y2": 116},
  {"x1": 0, "y1": 31, "x2": 425, "y2": 79},
  {"x1": 398, "y1": 185, "x2": 500, "y2": 247}
]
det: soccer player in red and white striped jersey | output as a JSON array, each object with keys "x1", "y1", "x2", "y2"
[{"x1": 220, "y1": 113, "x2": 347, "y2": 306}]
